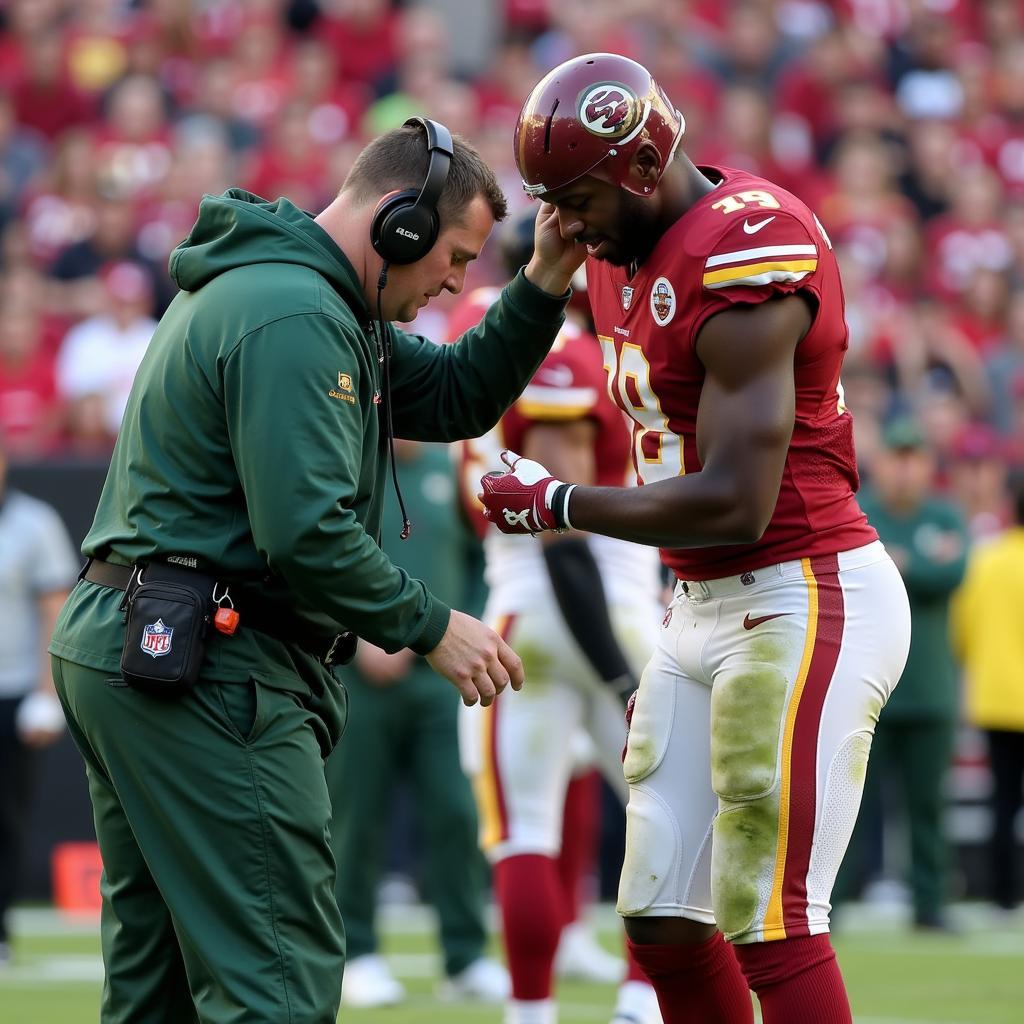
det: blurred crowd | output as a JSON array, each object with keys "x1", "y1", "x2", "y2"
[{"x1": 0, "y1": 0, "x2": 1021, "y2": 499}]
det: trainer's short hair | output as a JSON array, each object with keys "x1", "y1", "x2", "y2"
[{"x1": 342, "y1": 124, "x2": 507, "y2": 226}]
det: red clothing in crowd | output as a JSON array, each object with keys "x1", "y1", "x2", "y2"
[
  {"x1": 0, "y1": 351, "x2": 62, "y2": 454},
  {"x1": 924, "y1": 215, "x2": 1014, "y2": 300}
]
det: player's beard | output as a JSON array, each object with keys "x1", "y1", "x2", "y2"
[{"x1": 600, "y1": 191, "x2": 661, "y2": 268}]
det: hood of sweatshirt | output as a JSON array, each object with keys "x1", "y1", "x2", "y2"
[{"x1": 169, "y1": 188, "x2": 370, "y2": 320}]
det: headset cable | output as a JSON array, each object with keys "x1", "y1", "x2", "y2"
[{"x1": 376, "y1": 262, "x2": 412, "y2": 540}]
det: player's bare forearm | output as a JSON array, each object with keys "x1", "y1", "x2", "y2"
[
  {"x1": 565, "y1": 471, "x2": 769, "y2": 549},
  {"x1": 568, "y1": 298, "x2": 807, "y2": 549}
]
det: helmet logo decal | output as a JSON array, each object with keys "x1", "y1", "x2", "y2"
[
  {"x1": 578, "y1": 82, "x2": 640, "y2": 139},
  {"x1": 650, "y1": 277, "x2": 676, "y2": 325}
]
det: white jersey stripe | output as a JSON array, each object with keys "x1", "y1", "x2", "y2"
[
  {"x1": 705, "y1": 244, "x2": 818, "y2": 269},
  {"x1": 518, "y1": 384, "x2": 597, "y2": 406},
  {"x1": 705, "y1": 269, "x2": 813, "y2": 290}
]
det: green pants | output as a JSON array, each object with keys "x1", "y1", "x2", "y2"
[
  {"x1": 52, "y1": 657, "x2": 345, "y2": 1024},
  {"x1": 836, "y1": 715, "x2": 955, "y2": 920},
  {"x1": 326, "y1": 667, "x2": 486, "y2": 977}
]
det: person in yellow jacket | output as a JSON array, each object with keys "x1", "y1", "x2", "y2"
[{"x1": 950, "y1": 476, "x2": 1024, "y2": 912}]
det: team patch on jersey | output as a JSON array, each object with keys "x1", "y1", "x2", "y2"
[
  {"x1": 702, "y1": 244, "x2": 818, "y2": 290},
  {"x1": 650, "y1": 277, "x2": 676, "y2": 325},
  {"x1": 141, "y1": 618, "x2": 173, "y2": 658},
  {"x1": 621, "y1": 285, "x2": 634, "y2": 310}
]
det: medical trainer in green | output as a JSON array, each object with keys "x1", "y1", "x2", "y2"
[{"x1": 48, "y1": 118, "x2": 586, "y2": 1024}]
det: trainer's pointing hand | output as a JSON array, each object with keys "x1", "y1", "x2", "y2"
[{"x1": 426, "y1": 609, "x2": 525, "y2": 707}]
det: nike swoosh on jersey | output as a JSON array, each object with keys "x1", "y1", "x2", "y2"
[
  {"x1": 742, "y1": 611, "x2": 792, "y2": 630},
  {"x1": 743, "y1": 216, "x2": 776, "y2": 234}
]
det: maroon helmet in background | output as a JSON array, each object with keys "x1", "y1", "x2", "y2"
[{"x1": 514, "y1": 52, "x2": 685, "y2": 199}]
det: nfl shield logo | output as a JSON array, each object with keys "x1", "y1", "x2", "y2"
[
  {"x1": 621, "y1": 286, "x2": 634, "y2": 310},
  {"x1": 141, "y1": 618, "x2": 174, "y2": 658}
]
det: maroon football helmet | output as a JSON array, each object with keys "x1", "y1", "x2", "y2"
[{"x1": 514, "y1": 53, "x2": 685, "y2": 199}]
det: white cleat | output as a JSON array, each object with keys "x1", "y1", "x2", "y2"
[
  {"x1": 340, "y1": 953, "x2": 406, "y2": 1008},
  {"x1": 556, "y1": 921, "x2": 627, "y2": 984},
  {"x1": 437, "y1": 956, "x2": 511, "y2": 1002},
  {"x1": 610, "y1": 980, "x2": 663, "y2": 1024}
]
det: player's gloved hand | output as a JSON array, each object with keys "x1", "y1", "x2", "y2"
[{"x1": 478, "y1": 450, "x2": 576, "y2": 535}]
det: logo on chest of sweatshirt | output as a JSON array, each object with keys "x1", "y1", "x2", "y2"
[{"x1": 329, "y1": 371, "x2": 357, "y2": 404}]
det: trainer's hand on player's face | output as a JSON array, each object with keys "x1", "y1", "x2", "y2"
[
  {"x1": 525, "y1": 202, "x2": 587, "y2": 297},
  {"x1": 425, "y1": 609, "x2": 525, "y2": 707}
]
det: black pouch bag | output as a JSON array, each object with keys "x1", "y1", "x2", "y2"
[{"x1": 120, "y1": 578, "x2": 211, "y2": 697}]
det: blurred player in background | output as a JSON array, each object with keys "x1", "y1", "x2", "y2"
[
  {"x1": 480, "y1": 54, "x2": 912, "y2": 1024},
  {"x1": 835, "y1": 418, "x2": 967, "y2": 932},
  {"x1": 951, "y1": 474, "x2": 1024, "y2": 916},
  {"x1": 0, "y1": 433, "x2": 77, "y2": 966},
  {"x1": 455, "y1": 210, "x2": 664, "y2": 1024}
]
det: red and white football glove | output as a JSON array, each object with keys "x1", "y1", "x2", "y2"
[{"x1": 478, "y1": 450, "x2": 576, "y2": 535}]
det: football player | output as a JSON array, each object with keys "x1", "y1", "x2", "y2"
[
  {"x1": 478, "y1": 54, "x2": 912, "y2": 1024},
  {"x1": 454, "y1": 210, "x2": 665, "y2": 1024}
]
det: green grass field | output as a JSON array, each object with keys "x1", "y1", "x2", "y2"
[{"x1": 2, "y1": 904, "x2": 1023, "y2": 1023}]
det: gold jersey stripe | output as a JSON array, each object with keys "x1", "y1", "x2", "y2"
[
  {"x1": 702, "y1": 259, "x2": 818, "y2": 287},
  {"x1": 762, "y1": 558, "x2": 819, "y2": 940},
  {"x1": 516, "y1": 401, "x2": 593, "y2": 421},
  {"x1": 476, "y1": 614, "x2": 511, "y2": 850}
]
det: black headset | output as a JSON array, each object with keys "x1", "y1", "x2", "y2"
[{"x1": 370, "y1": 117, "x2": 453, "y2": 266}]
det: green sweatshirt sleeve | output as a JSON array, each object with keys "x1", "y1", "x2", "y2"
[
  {"x1": 387, "y1": 269, "x2": 569, "y2": 441},
  {"x1": 900, "y1": 504, "x2": 969, "y2": 600},
  {"x1": 221, "y1": 312, "x2": 450, "y2": 655}
]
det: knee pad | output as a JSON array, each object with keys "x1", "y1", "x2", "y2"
[
  {"x1": 711, "y1": 793, "x2": 781, "y2": 939},
  {"x1": 616, "y1": 785, "x2": 680, "y2": 916},
  {"x1": 710, "y1": 664, "x2": 789, "y2": 939}
]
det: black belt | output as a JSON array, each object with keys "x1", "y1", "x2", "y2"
[{"x1": 81, "y1": 558, "x2": 354, "y2": 667}]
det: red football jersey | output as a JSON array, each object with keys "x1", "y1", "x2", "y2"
[
  {"x1": 449, "y1": 288, "x2": 632, "y2": 537},
  {"x1": 586, "y1": 166, "x2": 877, "y2": 580}
]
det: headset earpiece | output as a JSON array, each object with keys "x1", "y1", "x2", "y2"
[
  {"x1": 370, "y1": 188, "x2": 439, "y2": 265},
  {"x1": 370, "y1": 117, "x2": 453, "y2": 266}
]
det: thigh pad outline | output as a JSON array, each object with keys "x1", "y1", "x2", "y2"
[{"x1": 622, "y1": 667, "x2": 677, "y2": 785}]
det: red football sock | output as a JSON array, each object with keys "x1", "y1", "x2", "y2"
[
  {"x1": 625, "y1": 942, "x2": 650, "y2": 982},
  {"x1": 626, "y1": 933, "x2": 754, "y2": 1024},
  {"x1": 495, "y1": 854, "x2": 566, "y2": 1000},
  {"x1": 734, "y1": 933, "x2": 851, "y2": 1024},
  {"x1": 557, "y1": 770, "x2": 601, "y2": 925}
]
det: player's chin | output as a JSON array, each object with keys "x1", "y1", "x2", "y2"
[{"x1": 593, "y1": 242, "x2": 631, "y2": 267}]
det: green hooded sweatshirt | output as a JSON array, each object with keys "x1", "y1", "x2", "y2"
[{"x1": 49, "y1": 189, "x2": 568, "y2": 706}]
